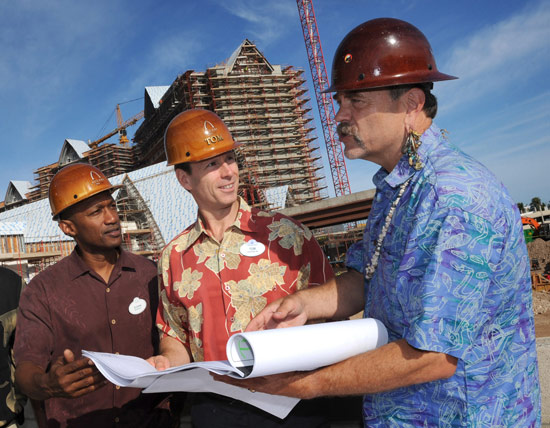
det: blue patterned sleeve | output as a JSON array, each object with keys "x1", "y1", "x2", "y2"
[
  {"x1": 345, "y1": 241, "x2": 364, "y2": 273},
  {"x1": 399, "y1": 206, "x2": 507, "y2": 361}
]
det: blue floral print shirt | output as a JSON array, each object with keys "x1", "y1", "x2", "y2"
[{"x1": 346, "y1": 125, "x2": 540, "y2": 427}]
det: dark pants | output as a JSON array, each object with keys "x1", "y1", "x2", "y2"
[{"x1": 190, "y1": 393, "x2": 330, "y2": 428}]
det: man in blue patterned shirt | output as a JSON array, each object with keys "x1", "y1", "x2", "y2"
[{"x1": 221, "y1": 17, "x2": 541, "y2": 427}]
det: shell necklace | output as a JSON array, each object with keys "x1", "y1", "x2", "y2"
[{"x1": 364, "y1": 177, "x2": 411, "y2": 280}]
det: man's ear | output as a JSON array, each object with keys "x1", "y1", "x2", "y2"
[
  {"x1": 58, "y1": 219, "x2": 76, "y2": 238},
  {"x1": 405, "y1": 87, "x2": 425, "y2": 114},
  {"x1": 404, "y1": 87, "x2": 426, "y2": 130},
  {"x1": 175, "y1": 168, "x2": 192, "y2": 192}
]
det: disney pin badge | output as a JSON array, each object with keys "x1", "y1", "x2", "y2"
[
  {"x1": 240, "y1": 239, "x2": 266, "y2": 257},
  {"x1": 129, "y1": 297, "x2": 147, "y2": 315}
]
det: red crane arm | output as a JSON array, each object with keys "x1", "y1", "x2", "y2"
[{"x1": 296, "y1": 0, "x2": 351, "y2": 196}]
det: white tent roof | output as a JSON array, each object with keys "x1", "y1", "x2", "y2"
[
  {"x1": 145, "y1": 86, "x2": 170, "y2": 109},
  {"x1": 0, "y1": 161, "x2": 289, "y2": 245}
]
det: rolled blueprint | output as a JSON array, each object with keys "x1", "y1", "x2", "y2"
[{"x1": 226, "y1": 317, "x2": 388, "y2": 378}]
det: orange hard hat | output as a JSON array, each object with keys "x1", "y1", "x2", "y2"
[
  {"x1": 164, "y1": 109, "x2": 240, "y2": 166},
  {"x1": 325, "y1": 18, "x2": 457, "y2": 92},
  {"x1": 49, "y1": 163, "x2": 119, "y2": 219}
]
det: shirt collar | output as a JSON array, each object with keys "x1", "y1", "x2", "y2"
[
  {"x1": 183, "y1": 196, "x2": 255, "y2": 250},
  {"x1": 373, "y1": 123, "x2": 441, "y2": 189},
  {"x1": 66, "y1": 247, "x2": 134, "y2": 281},
  {"x1": 234, "y1": 197, "x2": 255, "y2": 234}
]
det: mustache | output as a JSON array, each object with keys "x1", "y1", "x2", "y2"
[{"x1": 337, "y1": 122, "x2": 362, "y2": 143}]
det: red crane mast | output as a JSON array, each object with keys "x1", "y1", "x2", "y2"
[{"x1": 296, "y1": 0, "x2": 351, "y2": 196}]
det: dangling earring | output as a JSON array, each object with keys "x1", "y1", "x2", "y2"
[{"x1": 402, "y1": 130, "x2": 423, "y2": 170}]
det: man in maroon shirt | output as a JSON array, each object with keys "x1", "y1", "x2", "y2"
[{"x1": 14, "y1": 164, "x2": 177, "y2": 428}]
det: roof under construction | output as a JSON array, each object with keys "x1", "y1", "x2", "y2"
[{"x1": 0, "y1": 160, "x2": 291, "y2": 278}]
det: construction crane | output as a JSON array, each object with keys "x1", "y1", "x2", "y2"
[
  {"x1": 88, "y1": 104, "x2": 144, "y2": 149},
  {"x1": 296, "y1": 0, "x2": 351, "y2": 197}
]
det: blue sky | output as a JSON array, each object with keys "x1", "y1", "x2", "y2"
[{"x1": 1, "y1": 0, "x2": 549, "y2": 206}]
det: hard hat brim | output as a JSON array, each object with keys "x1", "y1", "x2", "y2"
[{"x1": 52, "y1": 184, "x2": 122, "y2": 220}]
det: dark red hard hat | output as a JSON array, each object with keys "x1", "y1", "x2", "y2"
[{"x1": 325, "y1": 18, "x2": 457, "y2": 92}]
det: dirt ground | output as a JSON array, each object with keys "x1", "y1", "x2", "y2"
[
  {"x1": 534, "y1": 291, "x2": 550, "y2": 337},
  {"x1": 528, "y1": 238, "x2": 550, "y2": 337}
]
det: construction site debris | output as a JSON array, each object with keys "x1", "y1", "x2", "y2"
[
  {"x1": 528, "y1": 239, "x2": 550, "y2": 313},
  {"x1": 533, "y1": 291, "x2": 550, "y2": 315},
  {"x1": 528, "y1": 239, "x2": 550, "y2": 273}
]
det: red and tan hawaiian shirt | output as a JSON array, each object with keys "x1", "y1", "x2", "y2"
[{"x1": 156, "y1": 197, "x2": 333, "y2": 362}]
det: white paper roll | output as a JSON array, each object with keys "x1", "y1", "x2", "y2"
[{"x1": 226, "y1": 318, "x2": 388, "y2": 378}]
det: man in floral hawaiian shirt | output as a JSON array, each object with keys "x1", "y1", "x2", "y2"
[
  {"x1": 148, "y1": 109, "x2": 333, "y2": 427},
  {"x1": 220, "y1": 18, "x2": 541, "y2": 427}
]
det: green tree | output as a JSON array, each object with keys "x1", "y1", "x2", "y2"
[
  {"x1": 517, "y1": 202, "x2": 525, "y2": 213},
  {"x1": 531, "y1": 197, "x2": 542, "y2": 211}
]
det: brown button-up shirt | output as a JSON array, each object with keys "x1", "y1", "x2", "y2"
[{"x1": 14, "y1": 249, "x2": 173, "y2": 428}]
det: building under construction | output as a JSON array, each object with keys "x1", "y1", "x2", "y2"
[
  {"x1": 4, "y1": 39, "x2": 326, "y2": 211},
  {"x1": 0, "y1": 39, "x2": 331, "y2": 277},
  {"x1": 25, "y1": 140, "x2": 135, "y2": 202},
  {"x1": 134, "y1": 39, "x2": 327, "y2": 206}
]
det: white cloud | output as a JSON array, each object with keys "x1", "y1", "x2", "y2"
[
  {"x1": 125, "y1": 33, "x2": 201, "y2": 99},
  {"x1": 482, "y1": 142, "x2": 550, "y2": 203},
  {"x1": 0, "y1": 2, "x2": 120, "y2": 93},
  {"x1": 213, "y1": 0, "x2": 296, "y2": 47},
  {"x1": 0, "y1": 1, "x2": 125, "y2": 141},
  {"x1": 452, "y1": 89, "x2": 550, "y2": 153},
  {"x1": 448, "y1": 86, "x2": 550, "y2": 203},
  {"x1": 438, "y1": 0, "x2": 550, "y2": 111}
]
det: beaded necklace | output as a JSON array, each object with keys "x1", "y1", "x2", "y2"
[{"x1": 364, "y1": 177, "x2": 412, "y2": 280}]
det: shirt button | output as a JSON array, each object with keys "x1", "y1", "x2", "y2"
[
  {"x1": 111, "y1": 319, "x2": 116, "y2": 325},
  {"x1": 106, "y1": 288, "x2": 111, "y2": 293},
  {"x1": 115, "y1": 385, "x2": 121, "y2": 390},
  {"x1": 115, "y1": 417, "x2": 120, "y2": 423}
]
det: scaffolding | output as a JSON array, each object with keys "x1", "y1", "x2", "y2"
[
  {"x1": 133, "y1": 39, "x2": 327, "y2": 206},
  {"x1": 115, "y1": 177, "x2": 166, "y2": 260},
  {"x1": 23, "y1": 143, "x2": 135, "y2": 203},
  {"x1": 28, "y1": 163, "x2": 58, "y2": 201},
  {"x1": 86, "y1": 143, "x2": 135, "y2": 177},
  {"x1": 0, "y1": 232, "x2": 74, "y2": 280},
  {"x1": 314, "y1": 227, "x2": 364, "y2": 274}
]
